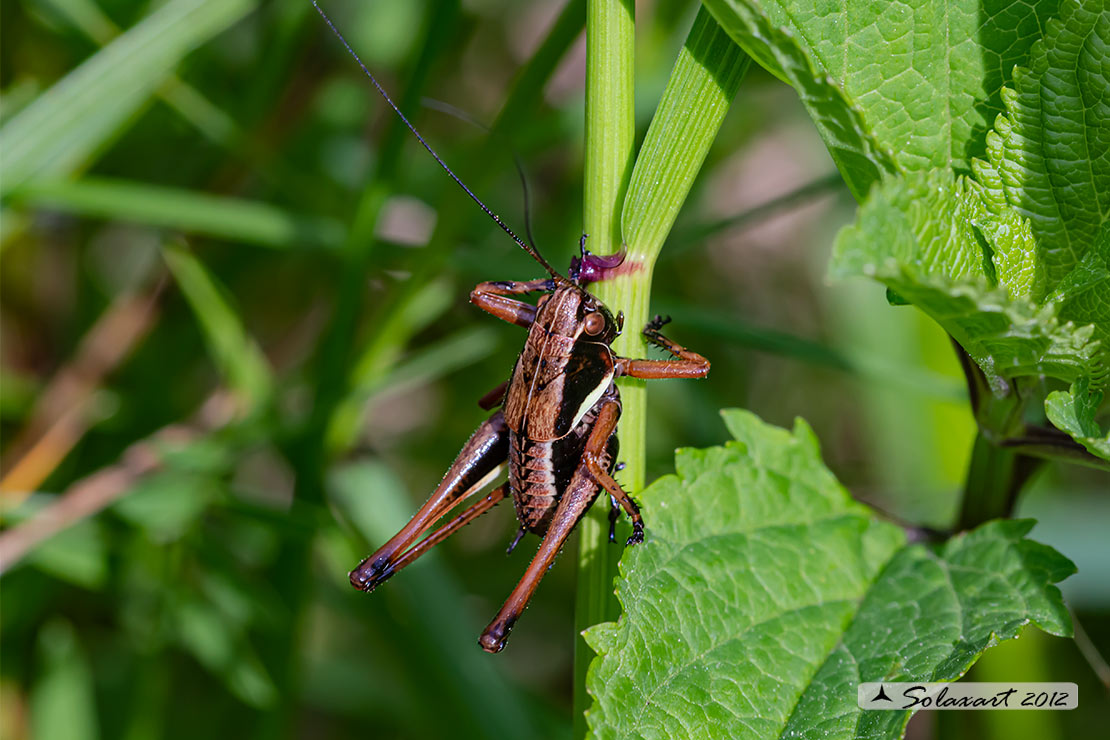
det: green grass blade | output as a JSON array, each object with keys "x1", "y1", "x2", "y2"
[
  {"x1": 0, "y1": 0, "x2": 255, "y2": 199},
  {"x1": 38, "y1": 0, "x2": 240, "y2": 145},
  {"x1": 38, "y1": 0, "x2": 118, "y2": 43},
  {"x1": 326, "y1": 279, "x2": 494, "y2": 453},
  {"x1": 162, "y1": 242, "x2": 273, "y2": 411},
  {"x1": 364, "y1": 327, "x2": 500, "y2": 403},
  {"x1": 31, "y1": 620, "x2": 99, "y2": 740},
  {"x1": 667, "y1": 171, "x2": 843, "y2": 253},
  {"x1": 656, "y1": 303, "x2": 964, "y2": 400},
  {"x1": 11, "y1": 178, "x2": 343, "y2": 250}
]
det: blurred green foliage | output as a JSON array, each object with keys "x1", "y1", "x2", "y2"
[{"x1": 1, "y1": 1, "x2": 1106, "y2": 739}]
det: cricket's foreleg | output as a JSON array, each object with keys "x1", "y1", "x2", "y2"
[
  {"x1": 479, "y1": 400, "x2": 631, "y2": 653},
  {"x1": 350, "y1": 411, "x2": 509, "y2": 592},
  {"x1": 616, "y1": 315, "x2": 710, "y2": 379},
  {"x1": 469, "y1": 279, "x2": 553, "y2": 328}
]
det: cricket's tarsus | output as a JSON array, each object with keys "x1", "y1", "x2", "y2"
[
  {"x1": 607, "y1": 495, "x2": 621, "y2": 543},
  {"x1": 317, "y1": 1, "x2": 711, "y2": 653},
  {"x1": 506, "y1": 526, "x2": 527, "y2": 555}
]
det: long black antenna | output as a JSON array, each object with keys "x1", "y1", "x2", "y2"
[
  {"x1": 312, "y1": 1, "x2": 567, "y2": 284},
  {"x1": 420, "y1": 97, "x2": 541, "y2": 251}
]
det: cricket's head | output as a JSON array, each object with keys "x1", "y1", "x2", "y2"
[
  {"x1": 536, "y1": 284, "x2": 623, "y2": 345},
  {"x1": 575, "y1": 290, "x2": 623, "y2": 345}
]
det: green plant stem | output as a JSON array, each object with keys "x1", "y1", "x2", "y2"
[
  {"x1": 951, "y1": 339, "x2": 1044, "y2": 530},
  {"x1": 574, "y1": 6, "x2": 749, "y2": 735},
  {"x1": 573, "y1": 0, "x2": 635, "y2": 737},
  {"x1": 957, "y1": 434, "x2": 1042, "y2": 530}
]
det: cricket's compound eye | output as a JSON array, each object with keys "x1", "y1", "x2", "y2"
[{"x1": 584, "y1": 311, "x2": 605, "y2": 336}]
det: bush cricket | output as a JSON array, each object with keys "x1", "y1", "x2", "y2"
[{"x1": 314, "y1": 1, "x2": 709, "y2": 653}]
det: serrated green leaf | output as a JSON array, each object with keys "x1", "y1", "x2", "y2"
[
  {"x1": 585, "y1": 410, "x2": 1074, "y2": 740},
  {"x1": 1046, "y1": 377, "x2": 1110, "y2": 461},
  {"x1": 703, "y1": 0, "x2": 1060, "y2": 192},
  {"x1": 976, "y1": 0, "x2": 1110, "y2": 290},
  {"x1": 1049, "y1": 221, "x2": 1110, "y2": 355},
  {"x1": 162, "y1": 243, "x2": 273, "y2": 410},
  {"x1": 831, "y1": 169, "x2": 1100, "y2": 387},
  {"x1": 0, "y1": 0, "x2": 255, "y2": 199},
  {"x1": 701, "y1": 0, "x2": 898, "y2": 199},
  {"x1": 821, "y1": 2, "x2": 1110, "y2": 457},
  {"x1": 831, "y1": 171, "x2": 990, "y2": 284},
  {"x1": 785, "y1": 519, "x2": 1074, "y2": 739}
]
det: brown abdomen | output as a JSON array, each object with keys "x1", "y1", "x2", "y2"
[{"x1": 508, "y1": 432, "x2": 559, "y2": 533}]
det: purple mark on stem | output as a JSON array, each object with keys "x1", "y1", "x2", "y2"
[{"x1": 569, "y1": 245, "x2": 639, "y2": 285}]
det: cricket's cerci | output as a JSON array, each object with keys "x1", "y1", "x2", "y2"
[{"x1": 314, "y1": 2, "x2": 710, "y2": 652}]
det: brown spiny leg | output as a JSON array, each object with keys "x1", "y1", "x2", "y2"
[
  {"x1": 478, "y1": 380, "x2": 508, "y2": 410},
  {"x1": 350, "y1": 411, "x2": 509, "y2": 591},
  {"x1": 469, "y1": 279, "x2": 553, "y2": 328},
  {"x1": 615, "y1": 315, "x2": 710, "y2": 379},
  {"x1": 580, "y1": 404, "x2": 644, "y2": 545},
  {"x1": 371, "y1": 484, "x2": 509, "y2": 584},
  {"x1": 479, "y1": 400, "x2": 630, "y2": 653}
]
